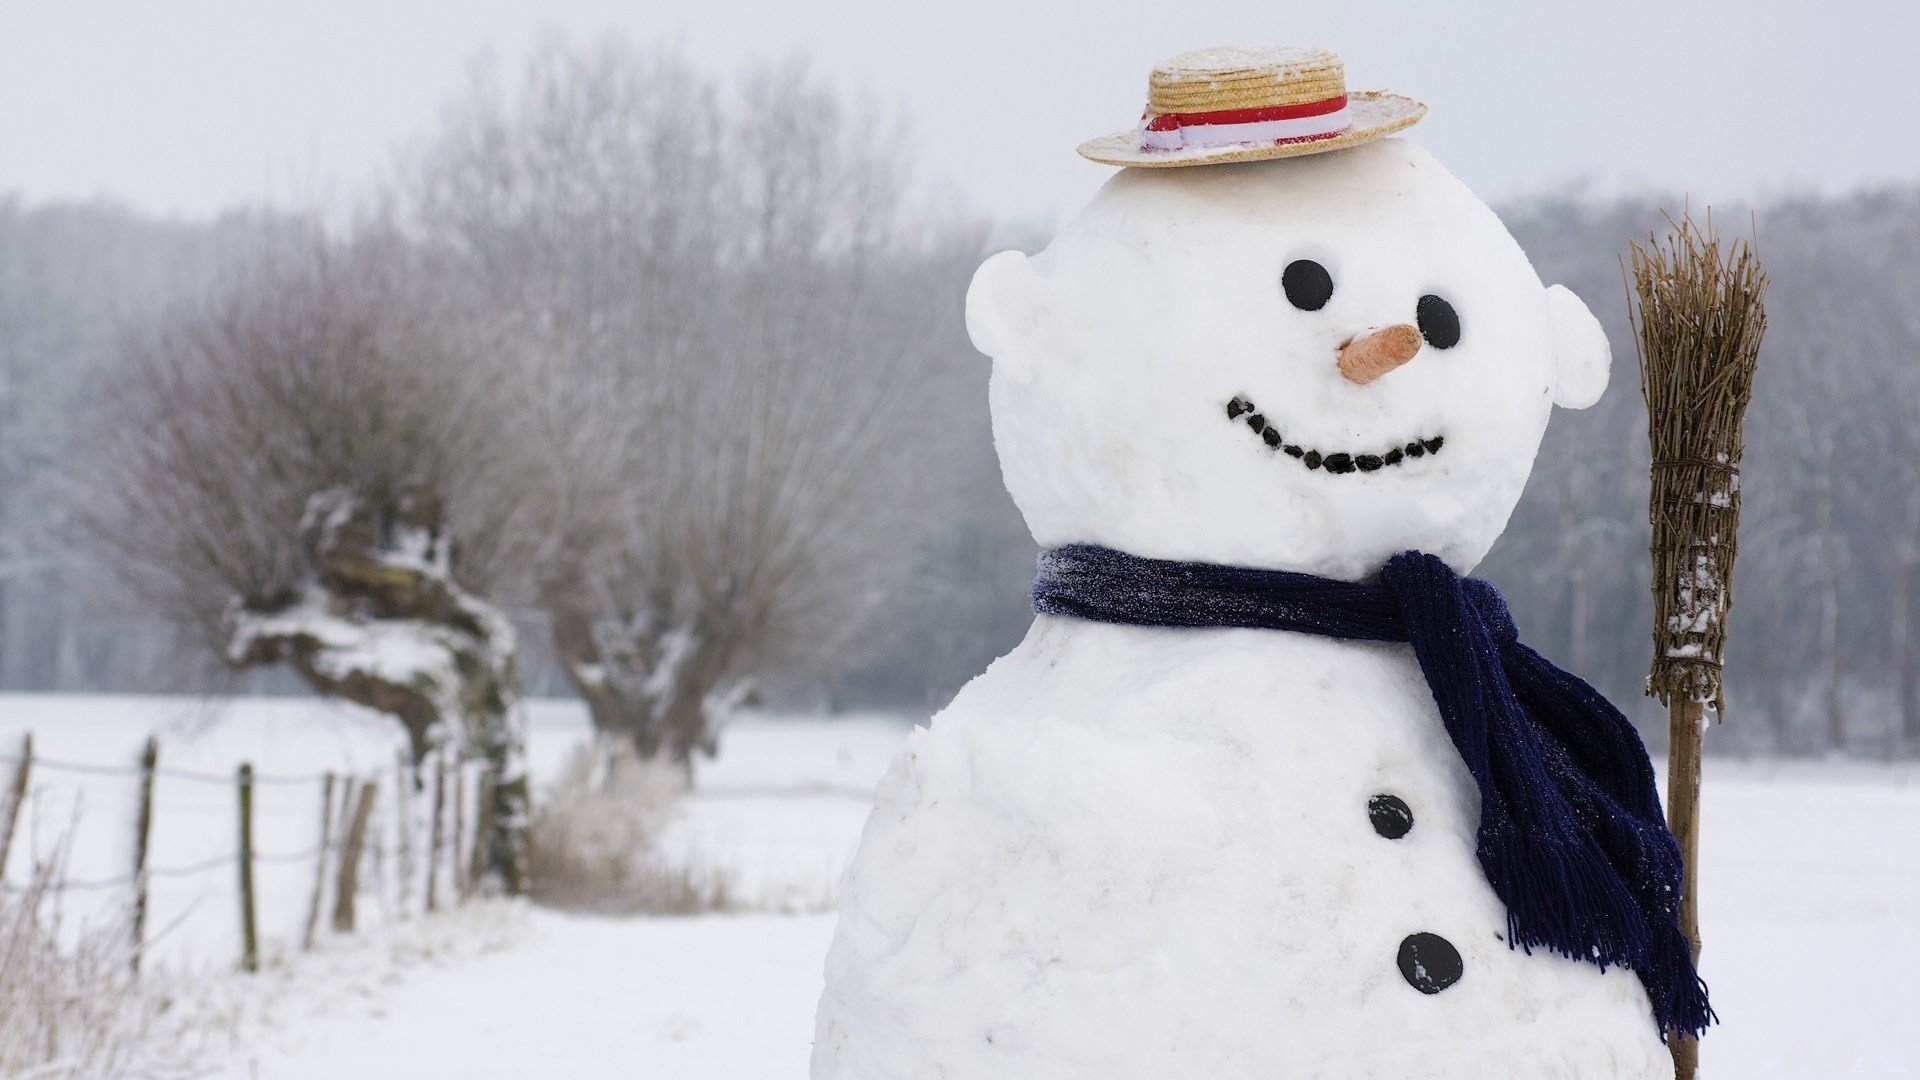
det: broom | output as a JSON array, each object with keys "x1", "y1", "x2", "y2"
[{"x1": 1626, "y1": 212, "x2": 1767, "y2": 1080}]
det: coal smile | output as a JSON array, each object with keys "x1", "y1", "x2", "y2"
[{"x1": 1226, "y1": 396, "x2": 1444, "y2": 475}]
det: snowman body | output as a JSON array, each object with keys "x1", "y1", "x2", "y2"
[
  {"x1": 815, "y1": 619, "x2": 1668, "y2": 1078},
  {"x1": 814, "y1": 139, "x2": 1668, "y2": 1078}
]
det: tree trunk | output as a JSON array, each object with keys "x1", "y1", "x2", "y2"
[
  {"x1": 1899, "y1": 498, "x2": 1920, "y2": 757},
  {"x1": 550, "y1": 607, "x2": 652, "y2": 746},
  {"x1": 547, "y1": 605, "x2": 743, "y2": 772},
  {"x1": 1814, "y1": 476, "x2": 1845, "y2": 755},
  {"x1": 472, "y1": 737, "x2": 528, "y2": 896},
  {"x1": 1899, "y1": 553, "x2": 1920, "y2": 757},
  {"x1": 1820, "y1": 535, "x2": 1844, "y2": 754},
  {"x1": 229, "y1": 488, "x2": 528, "y2": 893},
  {"x1": 1568, "y1": 554, "x2": 1591, "y2": 678},
  {"x1": 656, "y1": 630, "x2": 735, "y2": 764}
]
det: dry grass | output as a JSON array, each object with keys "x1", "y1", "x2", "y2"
[
  {"x1": 0, "y1": 854, "x2": 203, "y2": 1079},
  {"x1": 526, "y1": 741, "x2": 733, "y2": 915}
]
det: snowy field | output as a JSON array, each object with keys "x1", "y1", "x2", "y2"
[{"x1": 0, "y1": 693, "x2": 1915, "y2": 1077}]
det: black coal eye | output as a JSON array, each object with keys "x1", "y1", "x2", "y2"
[
  {"x1": 1282, "y1": 259, "x2": 1334, "y2": 311},
  {"x1": 1416, "y1": 294, "x2": 1461, "y2": 349}
]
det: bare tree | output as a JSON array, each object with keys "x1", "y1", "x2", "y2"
[
  {"x1": 89, "y1": 225, "x2": 532, "y2": 890},
  {"x1": 1498, "y1": 197, "x2": 1656, "y2": 689},
  {"x1": 405, "y1": 34, "x2": 976, "y2": 767},
  {"x1": 1748, "y1": 217, "x2": 1879, "y2": 753},
  {"x1": 1864, "y1": 210, "x2": 1920, "y2": 752},
  {"x1": 0, "y1": 200, "x2": 301, "y2": 691}
]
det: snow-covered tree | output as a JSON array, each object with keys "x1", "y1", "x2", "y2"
[
  {"x1": 89, "y1": 225, "x2": 532, "y2": 890},
  {"x1": 404, "y1": 33, "x2": 979, "y2": 767}
]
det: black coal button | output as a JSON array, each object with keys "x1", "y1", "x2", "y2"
[
  {"x1": 1368, "y1": 794, "x2": 1413, "y2": 839},
  {"x1": 1398, "y1": 932, "x2": 1464, "y2": 994}
]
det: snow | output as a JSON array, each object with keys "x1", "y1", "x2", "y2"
[
  {"x1": 1696, "y1": 761, "x2": 1920, "y2": 1078},
  {"x1": 0, "y1": 694, "x2": 1915, "y2": 1076},
  {"x1": 816, "y1": 621, "x2": 1671, "y2": 1079},
  {"x1": 268, "y1": 722, "x2": 1920, "y2": 1080},
  {"x1": 606, "y1": 708, "x2": 907, "y2": 911},
  {"x1": 241, "y1": 908, "x2": 840, "y2": 1079},
  {"x1": 0, "y1": 693, "x2": 411, "y2": 968},
  {"x1": 230, "y1": 590, "x2": 472, "y2": 700},
  {"x1": 0, "y1": 695, "x2": 900, "y2": 965}
]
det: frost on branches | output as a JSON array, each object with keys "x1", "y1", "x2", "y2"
[{"x1": 227, "y1": 487, "x2": 528, "y2": 893}]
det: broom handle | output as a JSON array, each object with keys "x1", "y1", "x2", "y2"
[{"x1": 1666, "y1": 696, "x2": 1705, "y2": 1080}]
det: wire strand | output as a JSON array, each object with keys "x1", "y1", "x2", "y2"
[
  {"x1": 0, "y1": 753, "x2": 345, "y2": 786},
  {"x1": 35, "y1": 844, "x2": 328, "y2": 891}
]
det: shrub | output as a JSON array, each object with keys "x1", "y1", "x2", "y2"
[{"x1": 526, "y1": 741, "x2": 730, "y2": 914}]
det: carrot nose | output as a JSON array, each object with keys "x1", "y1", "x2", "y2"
[{"x1": 1337, "y1": 324, "x2": 1423, "y2": 385}]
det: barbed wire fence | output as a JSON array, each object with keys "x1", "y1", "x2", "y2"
[{"x1": 0, "y1": 731, "x2": 484, "y2": 975}]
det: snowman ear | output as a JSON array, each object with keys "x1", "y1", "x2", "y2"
[
  {"x1": 966, "y1": 250, "x2": 1045, "y2": 381},
  {"x1": 1545, "y1": 284, "x2": 1610, "y2": 410}
]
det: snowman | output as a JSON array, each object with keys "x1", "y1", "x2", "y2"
[{"x1": 814, "y1": 46, "x2": 1708, "y2": 1080}]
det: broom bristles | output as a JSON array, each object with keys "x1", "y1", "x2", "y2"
[{"x1": 1627, "y1": 211, "x2": 1768, "y2": 712}]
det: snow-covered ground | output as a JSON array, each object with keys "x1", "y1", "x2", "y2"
[{"x1": 1, "y1": 694, "x2": 1914, "y2": 1077}]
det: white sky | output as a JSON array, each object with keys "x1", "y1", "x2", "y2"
[{"x1": 2, "y1": 0, "x2": 1916, "y2": 228}]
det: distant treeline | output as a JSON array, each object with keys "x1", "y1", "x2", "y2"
[{"x1": 2, "y1": 177, "x2": 1916, "y2": 757}]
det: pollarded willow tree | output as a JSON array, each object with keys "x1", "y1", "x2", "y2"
[
  {"x1": 405, "y1": 34, "x2": 981, "y2": 767},
  {"x1": 90, "y1": 226, "x2": 535, "y2": 891}
]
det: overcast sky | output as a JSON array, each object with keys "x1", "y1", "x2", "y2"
[{"x1": 3, "y1": 0, "x2": 1916, "y2": 228}]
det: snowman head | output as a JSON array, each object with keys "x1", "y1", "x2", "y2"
[{"x1": 968, "y1": 138, "x2": 1609, "y2": 581}]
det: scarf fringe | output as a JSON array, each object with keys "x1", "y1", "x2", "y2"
[
  {"x1": 1643, "y1": 921, "x2": 1718, "y2": 1039},
  {"x1": 1481, "y1": 830, "x2": 1653, "y2": 970}
]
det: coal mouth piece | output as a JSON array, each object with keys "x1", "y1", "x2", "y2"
[{"x1": 1226, "y1": 396, "x2": 1444, "y2": 475}]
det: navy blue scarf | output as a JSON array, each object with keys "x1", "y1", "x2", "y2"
[{"x1": 1031, "y1": 542, "x2": 1713, "y2": 1038}]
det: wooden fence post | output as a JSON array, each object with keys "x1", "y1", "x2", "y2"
[
  {"x1": 332, "y1": 780, "x2": 379, "y2": 933},
  {"x1": 130, "y1": 736, "x2": 158, "y2": 974},
  {"x1": 451, "y1": 762, "x2": 468, "y2": 901},
  {"x1": 326, "y1": 778, "x2": 357, "y2": 931},
  {"x1": 302, "y1": 772, "x2": 336, "y2": 951},
  {"x1": 0, "y1": 732, "x2": 32, "y2": 882},
  {"x1": 394, "y1": 751, "x2": 415, "y2": 918},
  {"x1": 425, "y1": 754, "x2": 446, "y2": 913},
  {"x1": 467, "y1": 768, "x2": 495, "y2": 897},
  {"x1": 236, "y1": 763, "x2": 259, "y2": 973}
]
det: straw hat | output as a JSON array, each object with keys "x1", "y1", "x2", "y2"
[{"x1": 1078, "y1": 46, "x2": 1426, "y2": 168}]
